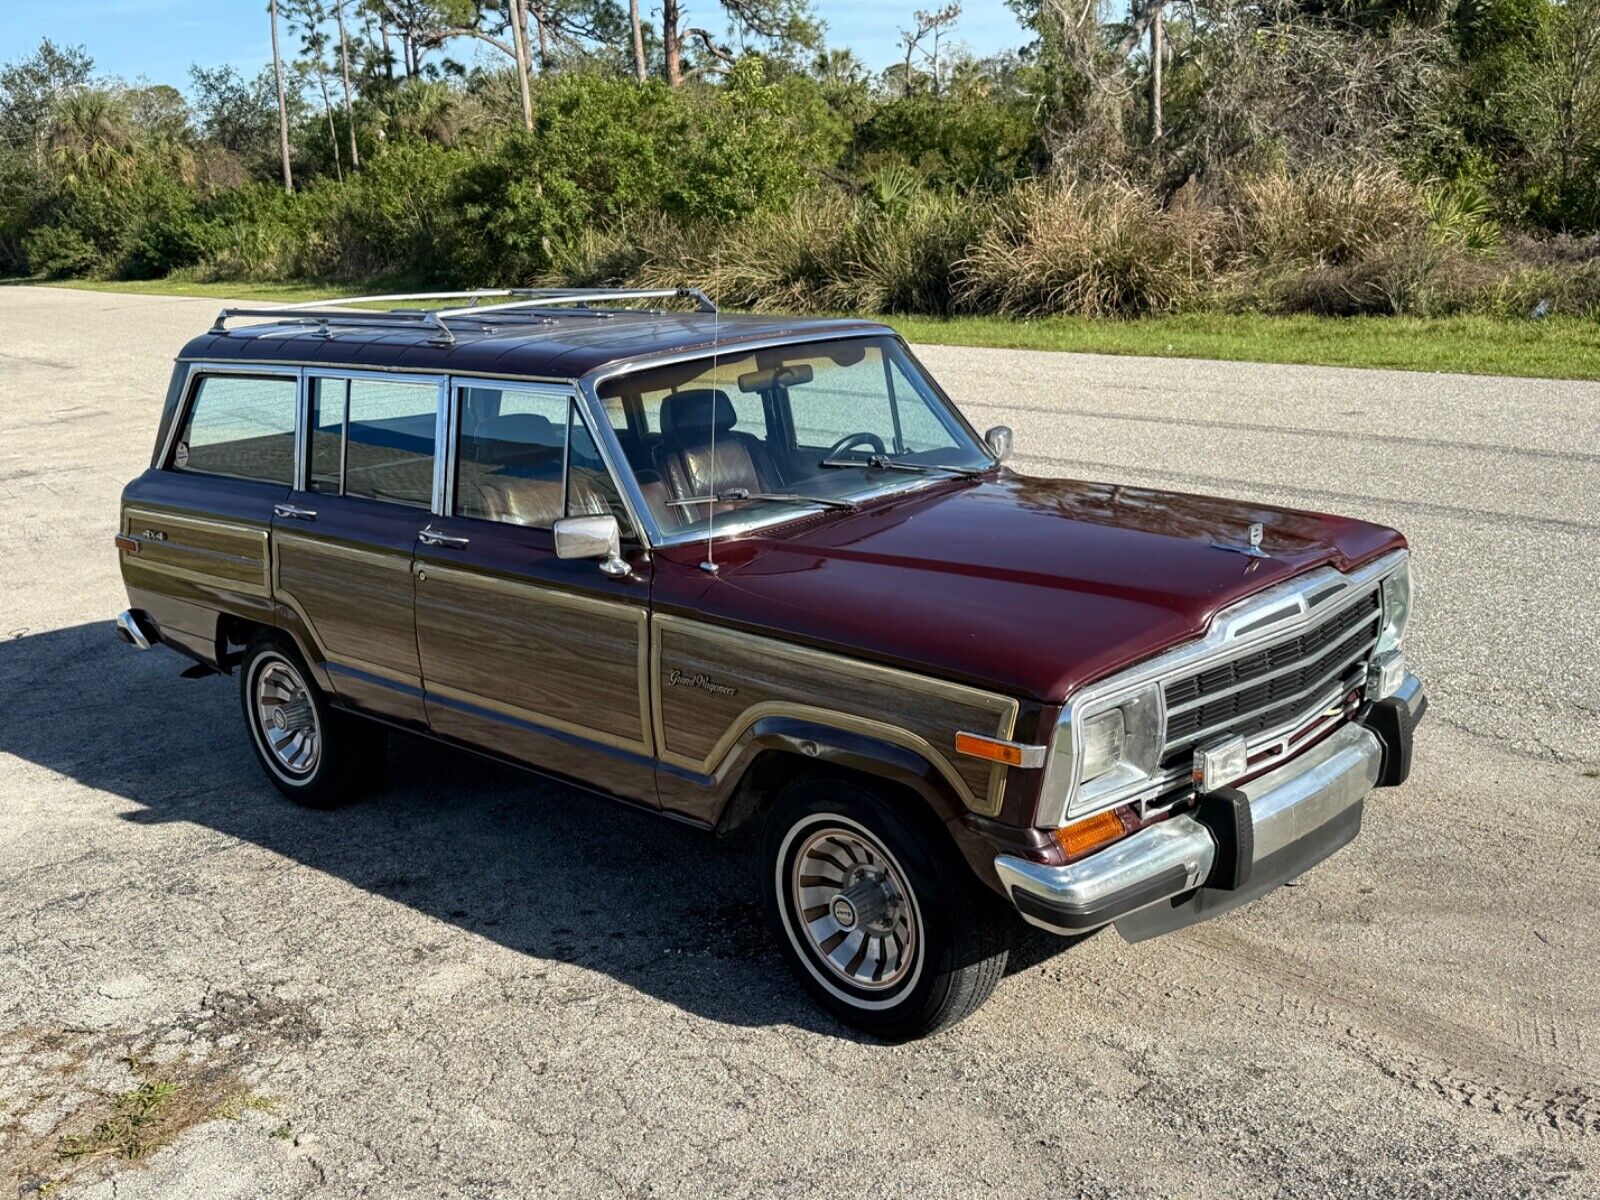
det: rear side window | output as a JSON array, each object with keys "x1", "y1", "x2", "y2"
[
  {"x1": 171, "y1": 375, "x2": 296, "y2": 484},
  {"x1": 343, "y1": 379, "x2": 439, "y2": 508}
]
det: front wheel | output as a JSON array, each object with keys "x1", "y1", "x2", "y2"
[
  {"x1": 762, "y1": 777, "x2": 1013, "y2": 1040},
  {"x1": 239, "y1": 635, "x2": 384, "y2": 807}
]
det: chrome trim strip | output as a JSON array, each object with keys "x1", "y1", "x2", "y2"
[
  {"x1": 178, "y1": 356, "x2": 574, "y2": 385},
  {"x1": 1039, "y1": 548, "x2": 1409, "y2": 826}
]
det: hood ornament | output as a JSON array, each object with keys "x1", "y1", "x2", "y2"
[{"x1": 1214, "y1": 521, "x2": 1270, "y2": 559}]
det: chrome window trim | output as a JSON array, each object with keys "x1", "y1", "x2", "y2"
[
  {"x1": 575, "y1": 330, "x2": 1000, "y2": 549},
  {"x1": 1038, "y1": 547, "x2": 1410, "y2": 827},
  {"x1": 157, "y1": 361, "x2": 304, "y2": 486}
]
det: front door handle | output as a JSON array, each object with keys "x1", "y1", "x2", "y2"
[
  {"x1": 418, "y1": 526, "x2": 470, "y2": 548},
  {"x1": 273, "y1": 503, "x2": 318, "y2": 521}
]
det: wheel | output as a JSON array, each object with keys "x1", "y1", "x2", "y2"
[
  {"x1": 238, "y1": 634, "x2": 384, "y2": 807},
  {"x1": 762, "y1": 776, "x2": 1013, "y2": 1040}
]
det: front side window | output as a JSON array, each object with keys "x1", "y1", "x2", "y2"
[
  {"x1": 453, "y1": 386, "x2": 624, "y2": 529},
  {"x1": 171, "y1": 374, "x2": 296, "y2": 484},
  {"x1": 596, "y1": 336, "x2": 989, "y2": 537}
]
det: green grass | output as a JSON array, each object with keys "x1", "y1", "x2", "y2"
[
  {"x1": 888, "y1": 312, "x2": 1600, "y2": 381},
  {"x1": 19, "y1": 278, "x2": 1600, "y2": 380}
]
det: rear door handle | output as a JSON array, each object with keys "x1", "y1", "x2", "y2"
[
  {"x1": 273, "y1": 503, "x2": 318, "y2": 521},
  {"x1": 419, "y1": 527, "x2": 470, "y2": 548}
]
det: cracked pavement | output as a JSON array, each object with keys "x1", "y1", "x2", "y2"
[{"x1": 1, "y1": 287, "x2": 1597, "y2": 1198}]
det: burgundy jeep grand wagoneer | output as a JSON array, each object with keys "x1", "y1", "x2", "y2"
[{"x1": 116, "y1": 288, "x2": 1424, "y2": 1038}]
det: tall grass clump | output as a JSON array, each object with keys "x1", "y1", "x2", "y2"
[
  {"x1": 1231, "y1": 165, "x2": 1426, "y2": 267},
  {"x1": 955, "y1": 180, "x2": 1221, "y2": 317}
]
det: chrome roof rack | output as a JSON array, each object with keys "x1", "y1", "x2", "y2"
[{"x1": 209, "y1": 287, "x2": 717, "y2": 345}]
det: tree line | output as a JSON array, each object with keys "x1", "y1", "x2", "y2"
[{"x1": 1, "y1": 0, "x2": 1596, "y2": 319}]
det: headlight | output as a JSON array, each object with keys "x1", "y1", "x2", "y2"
[
  {"x1": 1043, "y1": 684, "x2": 1164, "y2": 820},
  {"x1": 1377, "y1": 561, "x2": 1411, "y2": 655}
]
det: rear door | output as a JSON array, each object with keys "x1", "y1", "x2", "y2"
[
  {"x1": 411, "y1": 380, "x2": 656, "y2": 806},
  {"x1": 271, "y1": 370, "x2": 446, "y2": 727}
]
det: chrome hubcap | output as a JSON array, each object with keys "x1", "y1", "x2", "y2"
[
  {"x1": 791, "y1": 827, "x2": 917, "y2": 991},
  {"x1": 253, "y1": 659, "x2": 320, "y2": 777}
]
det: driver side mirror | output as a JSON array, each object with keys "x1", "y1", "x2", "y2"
[
  {"x1": 554, "y1": 514, "x2": 630, "y2": 578},
  {"x1": 984, "y1": 425, "x2": 1013, "y2": 463}
]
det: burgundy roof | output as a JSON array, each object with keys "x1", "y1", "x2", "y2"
[{"x1": 176, "y1": 310, "x2": 893, "y2": 381}]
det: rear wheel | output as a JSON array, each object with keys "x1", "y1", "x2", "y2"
[
  {"x1": 239, "y1": 635, "x2": 383, "y2": 807},
  {"x1": 763, "y1": 776, "x2": 1013, "y2": 1040}
]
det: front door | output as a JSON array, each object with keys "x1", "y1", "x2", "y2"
[
  {"x1": 272, "y1": 372, "x2": 445, "y2": 727},
  {"x1": 412, "y1": 381, "x2": 656, "y2": 806}
]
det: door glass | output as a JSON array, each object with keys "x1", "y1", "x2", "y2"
[
  {"x1": 307, "y1": 377, "x2": 347, "y2": 494},
  {"x1": 452, "y1": 386, "x2": 627, "y2": 530},
  {"x1": 455, "y1": 386, "x2": 568, "y2": 527},
  {"x1": 344, "y1": 379, "x2": 438, "y2": 508},
  {"x1": 171, "y1": 374, "x2": 296, "y2": 484}
]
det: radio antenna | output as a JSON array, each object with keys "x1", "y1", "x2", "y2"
[{"x1": 700, "y1": 290, "x2": 721, "y2": 574}]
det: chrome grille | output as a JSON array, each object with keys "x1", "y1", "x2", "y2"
[{"x1": 1159, "y1": 588, "x2": 1382, "y2": 770}]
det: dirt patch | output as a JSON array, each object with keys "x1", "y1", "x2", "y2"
[{"x1": 1, "y1": 990, "x2": 317, "y2": 1195}]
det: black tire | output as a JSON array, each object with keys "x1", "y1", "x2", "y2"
[
  {"x1": 238, "y1": 634, "x2": 384, "y2": 807},
  {"x1": 762, "y1": 775, "x2": 1013, "y2": 1040}
]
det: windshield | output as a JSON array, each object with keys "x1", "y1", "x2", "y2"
[{"x1": 594, "y1": 336, "x2": 992, "y2": 539}]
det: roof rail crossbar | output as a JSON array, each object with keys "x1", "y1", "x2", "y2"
[{"x1": 208, "y1": 287, "x2": 717, "y2": 339}]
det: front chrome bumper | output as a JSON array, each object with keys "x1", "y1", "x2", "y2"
[{"x1": 994, "y1": 674, "x2": 1423, "y2": 939}]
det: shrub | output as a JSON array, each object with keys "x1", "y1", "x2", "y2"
[{"x1": 21, "y1": 221, "x2": 98, "y2": 277}]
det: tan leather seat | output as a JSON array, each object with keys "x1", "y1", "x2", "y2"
[{"x1": 652, "y1": 390, "x2": 777, "y2": 506}]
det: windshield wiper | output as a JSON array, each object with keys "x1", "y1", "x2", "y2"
[
  {"x1": 666, "y1": 488, "x2": 857, "y2": 512},
  {"x1": 819, "y1": 454, "x2": 986, "y2": 478}
]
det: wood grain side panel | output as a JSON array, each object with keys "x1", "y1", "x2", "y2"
[
  {"x1": 415, "y1": 565, "x2": 650, "y2": 752},
  {"x1": 652, "y1": 615, "x2": 1017, "y2": 813},
  {"x1": 271, "y1": 531, "x2": 418, "y2": 687},
  {"x1": 121, "y1": 506, "x2": 270, "y2": 597}
]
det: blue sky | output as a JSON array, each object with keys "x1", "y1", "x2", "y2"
[{"x1": 0, "y1": 0, "x2": 1029, "y2": 87}]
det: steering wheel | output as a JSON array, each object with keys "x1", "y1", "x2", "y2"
[{"x1": 825, "y1": 432, "x2": 887, "y2": 459}]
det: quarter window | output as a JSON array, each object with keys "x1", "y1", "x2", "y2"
[{"x1": 171, "y1": 374, "x2": 296, "y2": 484}]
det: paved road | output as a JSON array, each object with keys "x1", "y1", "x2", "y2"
[{"x1": 2, "y1": 287, "x2": 1596, "y2": 1199}]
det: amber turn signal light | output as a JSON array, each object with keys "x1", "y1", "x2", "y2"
[
  {"x1": 1054, "y1": 808, "x2": 1131, "y2": 860},
  {"x1": 113, "y1": 534, "x2": 140, "y2": 554},
  {"x1": 955, "y1": 732, "x2": 1045, "y2": 769}
]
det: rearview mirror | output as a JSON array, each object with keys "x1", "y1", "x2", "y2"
[
  {"x1": 554, "y1": 514, "x2": 629, "y2": 578},
  {"x1": 984, "y1": 425, "x2": 1013, "y2": 463}
]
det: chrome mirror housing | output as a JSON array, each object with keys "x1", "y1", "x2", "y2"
[
  {"x1": 984, "y1": 425, "x2": 1013, "y2": 463},
  {"x1": 553, "y1": 514, "x2": 629, "y2": 578}
]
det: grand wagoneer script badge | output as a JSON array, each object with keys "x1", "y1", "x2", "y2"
[{"x1": 667, "y1": 669, "x2": 737, "y2": 697}]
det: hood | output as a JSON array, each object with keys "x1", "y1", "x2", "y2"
[{"x1": 657, "y1": 473, "x2": 1405, "y2": 703}]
